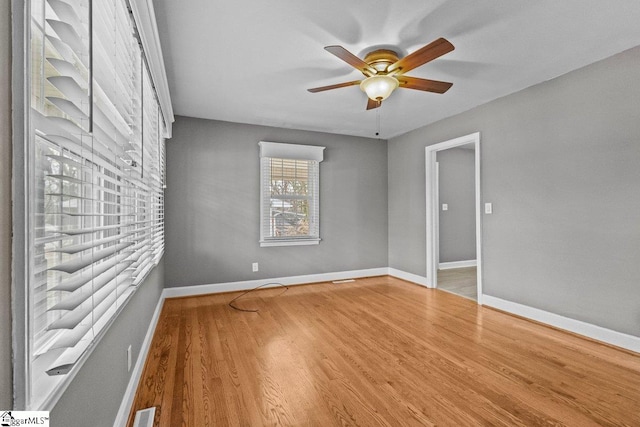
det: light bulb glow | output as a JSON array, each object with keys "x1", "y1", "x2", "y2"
[{"x1": 360, "y1": 75, "x2": 399, "y2": 101}]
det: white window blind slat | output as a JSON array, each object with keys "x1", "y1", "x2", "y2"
[
  {"x1": 51, "y1": 254, "x2": 133, "y2": 292},
  {"x1": 47, "y1": 75, "x2": 87, "y2": 104},
  {"x1": 47, "y1": 0, "x2": 84, "y2": 32},
  {"x1": 128, "y1": 248, "x2": 152, "y2": 268},
  {"x1": 46, "y1": 96, "x2": 89, "y2": 127},
  {"x1": 35, "y1": 113, "x2": 86, "y2": 138},
  {"x1": 36, "y1": 130, "x2": 122, "y2": 174},
  {"x1": 46, "y1": 35, "x2": 83, "y2": 67},
  {"x1": 93, "y1": 86, "x2": 134, "y2": 138},
  {"x1": 54, "y1": 222, "x2": 126, "y2": 236},
  {"x1": 123, "y1": 238, "x2": 150, "y2": 255},
  {"x1": 45, "y1": 278, "x2": 133, "y2": 352},
  {"x1": 45, "y1": 283, "x2": 135, "y2": 376},
  {"x1": 48, "y1": 233, "x2": 131, "y2": 254},
  {"x1": 47, "y1": 241, "x2": 133, "y2": 274},
  {"x1": 45, "y1": 153, "x2": 83, "y2": 169},
  {"x1": 45, "y1": 19, "x2": 86, "y2": 54},
  {"x1": 134, "y1": 261, "x2": 154, "y2": 286},
  {"x1": 58, "y1": 212, "x2": 136, "y2": 218},
  {"x1": 46, "y1": 58, "x2": 85, "y2": 85},
  {"x1": 45, "y1": 173, "x2": 83, "y2": 184},
  {"x1": 92, "y1": 111, "x2": 131, "y2": 150},
  {"x1": 48, "y1": 272, "x2": 133, "y2": 318}
]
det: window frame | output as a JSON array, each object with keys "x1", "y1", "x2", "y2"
[
  {"x1": 20, "y1": 0, "x2": 167, "y2": 410},
  {"x1": 259, "y1": 141, "x2": 325, "y2": 247}
]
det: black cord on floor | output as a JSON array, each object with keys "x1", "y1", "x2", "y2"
[{"x1": 228, "y1": 282, "x2": 289, "y2": 312}]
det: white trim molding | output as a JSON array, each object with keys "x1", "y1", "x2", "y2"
[
  {"x1": 163, "y1": 268, "x2": 389, "y2": 298},
  {"x1": 388, "y1": 268, "x2": 431, "y2": 288},
  {"x1": 425, "y1": 132, "x2": 483, "y2": 305},
  {"x1": 483, "y1": 295, "x2": 640, "y2": 354},
  {"x1": 438, "y1": 260, "x2": 477, "y2": 270},
  {"x1": 128, "y1": 0, "x2": 175, "y2": 137}
]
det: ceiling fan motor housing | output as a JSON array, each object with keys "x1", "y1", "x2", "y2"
[{"x1": 364, "y1": 49, "x2": 401, "y2": 73}]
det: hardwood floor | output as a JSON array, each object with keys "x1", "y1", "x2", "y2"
[
  {"x1": 128, "y1": 276, "x2": 640, "y2": 426},
  {"x1": 438, "y1": 266, "x2": 477, "y2": 300}
]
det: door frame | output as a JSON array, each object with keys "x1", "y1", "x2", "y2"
[{"x1": 425, "y1": 132, "x2": 483, "y2": 304}]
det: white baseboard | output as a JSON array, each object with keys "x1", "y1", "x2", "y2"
[
  {"x1": 162, "y1": 267, "x2": 389, "y2": 298},
  {"x1": 387, "y1": 268, "x2": 431, "y2": 288},
  {"x1": 483, "y1": 295, "x2": 640, "y2": 354},
  {"x1": 438, "y1": 259, "x2": 477, "y2": 270},
  {"x1": 113, "y1": 295, "x2": 165, "y2": 427}
]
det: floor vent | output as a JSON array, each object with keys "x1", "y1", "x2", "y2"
[
  {"x1": 133, "y1": 407, "x2": 156, "y2": 427},
  {"x1": 333, "y1": 279, "x2": 355, "y2": 284}
]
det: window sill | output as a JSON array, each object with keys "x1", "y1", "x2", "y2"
[{"x1": 260, "y1": 238, "x2": 320, "y2": 247}]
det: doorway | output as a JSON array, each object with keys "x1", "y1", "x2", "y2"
[{"x1": 425, "y1": 132, "x2": 482, "y2": 304}]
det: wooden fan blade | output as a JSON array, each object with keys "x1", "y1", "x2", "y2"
[
  {"x1": 307, "y1": 80, "x2": 361, "y2": 93},
  {"x1": 325, "y1": 46, "x2": 377, "y2": 76},
  {"x1": 366, "y1": 98, "x2": 381, "y2": 110},
  {"x1": 387, "y1": 38, "x2": 454, "y2": 74},
  {"x1": 398, "y1": 76, "x2": 453, "y2": 94}
]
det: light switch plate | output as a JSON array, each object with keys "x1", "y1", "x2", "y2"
[
  {"x1": 484, "y1": 203, "x2": 493, "y2": 214},
  {"x1": 442, "y1": 204, "x2": 448, "y2": 211},
  {"x1": 127, "y1": 345, "x2": 132, "y2": 372}
]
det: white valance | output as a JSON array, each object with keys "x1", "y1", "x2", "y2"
[{"x1": 259, "y1": 141, "x2": 325, "y2": 162}]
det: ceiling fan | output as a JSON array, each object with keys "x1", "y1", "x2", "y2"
[{"x1": 308, "y1": 38, "x2": 455, "y2": 110}]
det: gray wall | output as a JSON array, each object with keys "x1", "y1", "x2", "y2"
[
  {"x1": 1, "y1": 0, "x2": 12, "y2": 409},
  {"x1": 165, "y1": 117, "x2": 388, "y2": 287},
  {"x1": 389, "y1": 46, "x2": 640, "y2": 337},
  {"x1": 437, "y1": 147, "x2": 476, "y2": 263},
  {"x1": 50, "y1": 262, "x2": 164, "y2": 427}
]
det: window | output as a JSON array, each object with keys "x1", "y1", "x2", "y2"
[
  {"x1": 259, "y1": 141, "x2": 325, "y2": 247},
  {"x1": 26, "y1": 0, "x2": 166, "y2": 409}
]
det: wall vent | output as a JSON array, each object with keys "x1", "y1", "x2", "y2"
[{"x1": 133, "y1": 407, "x2": 156, "y2": 427}]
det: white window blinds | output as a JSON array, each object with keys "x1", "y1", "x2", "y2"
[
  {"x1": 259, "y1": 142, "x2": 325, "y2": 247},
  {"x1": 27, "y1": 0, "x2": 166, "y2": 409}
]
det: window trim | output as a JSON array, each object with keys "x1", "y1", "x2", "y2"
[
  {"x1": 128, "y1": 0, "x2": 174, "y2": 137},
  {"x1": 259, "y1": 141, "x2": 325, "y2": 247},
  {"x1": 260, "y1": 238, "x2": 321, "y2": 248}
]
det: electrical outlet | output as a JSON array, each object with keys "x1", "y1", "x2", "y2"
[
  {"x1": 127, "y1": 345, "x2": 132, "y2": 372},
  {"x1": 252, "y1": 262, "x2": 259, "y2": 272}
]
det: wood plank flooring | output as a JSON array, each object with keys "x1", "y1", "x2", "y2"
[
  {"x1": 438, "y1": 267, "x2": 477, "y2": 300},
  {"x1": 127, "y1": 276, "x2": 640, "y2": 426}
]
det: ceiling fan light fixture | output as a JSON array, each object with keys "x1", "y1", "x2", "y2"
[
  {"x1": 309, "y1": 39, "x2": 454, "y2": 110},
  {"x1": 360, "y1": 75, "x2": 399, "y2": 101}
]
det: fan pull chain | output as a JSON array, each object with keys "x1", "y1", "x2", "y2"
[{"x1": 376, "y1": 109, "x2": 381, "y2": 137}]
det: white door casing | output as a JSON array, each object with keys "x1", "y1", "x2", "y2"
[{"x1": 425, "y1": 132, "x2": 483, "y2": 304}]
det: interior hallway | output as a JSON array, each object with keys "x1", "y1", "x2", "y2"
[{"x1": 438, "y1": 266, "x2": 477, "y2": 301}]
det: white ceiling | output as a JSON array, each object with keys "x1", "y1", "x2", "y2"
[{"x1": 153, "y1": 0, "x2": 640, "y2": 139}]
